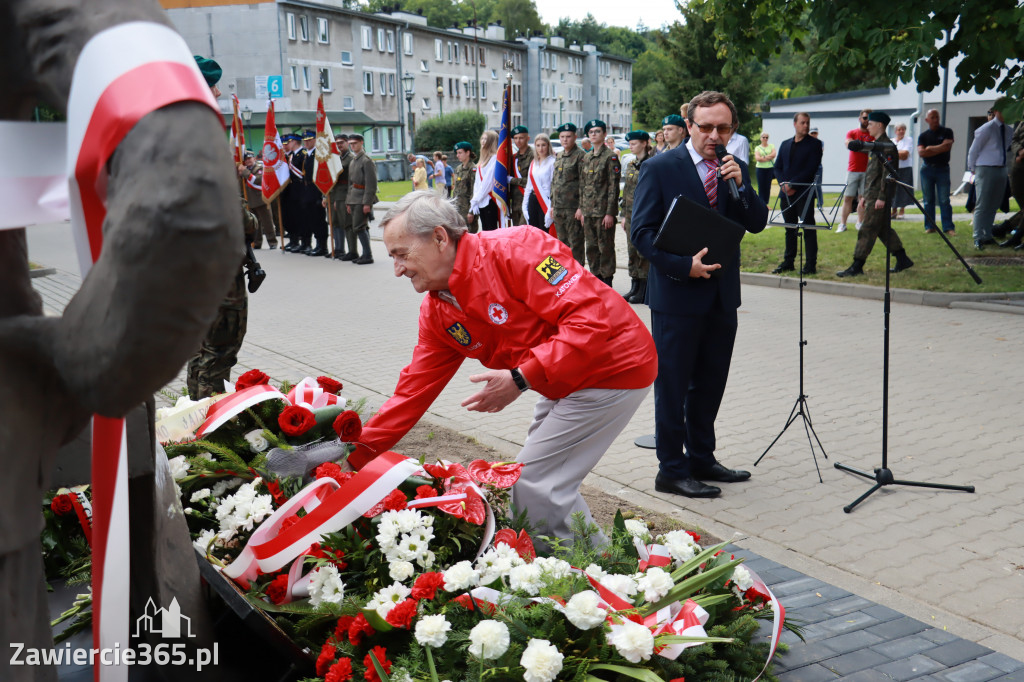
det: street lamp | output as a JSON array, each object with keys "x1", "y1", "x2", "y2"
[
  {"x1": 401, "y1": 71, "x2": 415, "y2": 152},
  {"x1": 437, "y1": 84, "x2": 444, "y2": 117},
  {"x1": 241, "y1": 106, "x2": 253, "y2": 123}
]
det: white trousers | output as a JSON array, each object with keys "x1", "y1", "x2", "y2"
[{"x1": 511, "y1": 386, "x2": 651, "y2": 549}]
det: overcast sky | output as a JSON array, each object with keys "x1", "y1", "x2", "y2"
[{"x1": 538, "y1": 0, "x2": 682, "y2": 31}]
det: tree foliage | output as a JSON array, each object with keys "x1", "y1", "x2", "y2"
[
  {"x1": 414, "y1": 109, "x2": 486, "y2": 153},
  {"x1": 364, "y1": 0, "x2": 543, "y2": 39}
]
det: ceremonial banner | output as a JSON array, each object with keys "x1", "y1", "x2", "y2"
[
  {"x1": 493, "y1": 85, "x2": 512, "y2": 227},
  {"x1": 313, "y1": 94, "x2": 342, "y2": 195},
  {"x1": 230, "y1": 94, "x2": 245, "y2": 164},
  {"x1": 261, "y1": 100, "x2": 290, "y2": 204}
]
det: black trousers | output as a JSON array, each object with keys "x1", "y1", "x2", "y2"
[
  {"x1": 780, "y1": 190, "x2": 818, "y2": 267},
  {"x1": 479, "y1": 202, "x2": 500, "y2": 231},
  {"x1": 527, "y1": 194, "x2": 547, "y2": 230},
  {"x1": 756, "y1": 166, "x2": 775, "y2": 206}
]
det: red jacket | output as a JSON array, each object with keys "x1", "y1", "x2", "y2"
[{"x1": 349, "y1": 226, "x2": 658, "y2": 469}]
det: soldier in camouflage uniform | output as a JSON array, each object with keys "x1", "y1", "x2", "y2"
[
  {"x1": 346, "y1": 133, "x2": 378, "y2": 264},
  {"x1": 328, "y1": 134, "x2": 357, "y2": 260},
  {"x1": 186, "y1": 198, "x2": 254, "y2": 398},
  {"x1": 510, "y1": 125, "x2": 533, "y2": 226},
  {"x1": 837, "y1": 111, "x2": 914, "y2": 277},
  {"x1": 239, "y1": 151, "x2": 277, "y2": 249},
  {"x1": 551, "y1": 122, "x2": 587, "y2": 264},
  {"x1": 452, "y1": 141, "x2": 478, "y2": 232},
  {"x1": 575, "y1": 119, "x2": 620, "y2": 286},
  {"x1": 621, "y1": 130, "x2": 652, "y2": 303}
]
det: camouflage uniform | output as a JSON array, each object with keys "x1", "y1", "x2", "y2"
[
  {"x1": 328, "y1": 149, "x2": 355, "y2": 257},
  {"x1": 510, "y1": 145, "x2": 534, "y2": 226},
  {"x1": 346, "y1": 149, "x2": 379, "y2": 261},
  {"x1": 240, "y1": 162, "x2": 277, "y2": 249},
  {"x1": 551, "y1": 145, "x2": 587, "y2": 264},
  {"x1": 579, "y1": 145, "x2": 621, "y2": 279},
  {"x1": 621, "y1": 154, "x2": 650, "y2": 279},
  {"x1": 854, "y1": 132, "x2": 903, "y2": 261},
  {"x1": 186, "y1": 199, "x2": 253, "y2": 398},
  {"x1": 453, "y1": 159, "x2": 478, "y2": 232}
]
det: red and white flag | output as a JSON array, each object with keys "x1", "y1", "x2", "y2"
[
  {"x1": 230, "y1": 94, "x2": 245, "y2": 164},
  {"x1": 313, "y1": 94, "x2": 342, "y2": 195},
  {"x1": 260, "y1": 100, "x2": 290, "y2": 204}
]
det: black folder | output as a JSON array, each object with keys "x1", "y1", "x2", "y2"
[{"x1": 653, "y1": 195, "x2": 746, "y2": 267}]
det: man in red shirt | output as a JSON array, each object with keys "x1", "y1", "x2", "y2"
[
  {"x1": 349, "y1": 191, "x2": 658, "y2": 548},
  {"x1": 838, "y1": 109, "x2": 874, "y2": 232}
]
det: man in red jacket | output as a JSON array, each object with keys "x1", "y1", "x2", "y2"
[{"x1": 349, "y1": 190, "x2": 658, "y2": 548}]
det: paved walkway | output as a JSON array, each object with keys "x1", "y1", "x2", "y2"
[{"x1": 28, "y1": 219, "x2": 1024, "y2": 679}]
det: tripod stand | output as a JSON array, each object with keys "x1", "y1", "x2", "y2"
[
  {"x1": 756, "y1": 183, "x2": 829, "y2": 481},
  {"x1": 834, "y1": 148, "x2": 978, "y2": 512}
]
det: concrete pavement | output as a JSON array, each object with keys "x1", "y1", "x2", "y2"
[{"x1": 28, "y1": 219, "x2": 1024, "y2": 674}]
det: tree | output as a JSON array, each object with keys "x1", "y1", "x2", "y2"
[
  {"x1": 694, "y1": 0, "x2": 1024, "y2": 116},
  {"x1": 414, "y1": 110, "x2": 487, "y2": 153}
]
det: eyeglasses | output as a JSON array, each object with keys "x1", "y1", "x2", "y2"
[
  {"x1": 691, "y1": 122, "x2": 734, "y2": 135},
  {"x1": 860, "y1": 116, "x2": 869, "y2": 120}
]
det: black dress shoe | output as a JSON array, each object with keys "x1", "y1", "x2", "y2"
[
  {"x1": 692, "y1": 462, "x2": 751, "y2": 483},
  {"x1": 772, "y1": 262, "x2": 795, "y2": 274},
  {"x1": 655, "y1": 475, "x2": 721, "y2": 498},
  {"x1": 339, "y1": 253, "x2": 357, "y2": 261},
  {"x1": 354, "y1": 255, "x2": 374, "y2": 264},
  {"x1": 308, "y1": 247, "x2": 328, "y2": 257},
  {"x1": 801, "y1": 265, "x2": 816, "y2": 275}
]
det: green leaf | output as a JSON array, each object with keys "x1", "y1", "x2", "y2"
[
  {"x1": 367, "y1": 647, "x2": 391, "y2": 681},
  {"x1": 587, "y1": 663, "x2": 665, "y2": 682}
]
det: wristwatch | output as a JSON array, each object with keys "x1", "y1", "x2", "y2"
[{"x1": 510, "y1": 368, "x2": 529, "y2": 392}]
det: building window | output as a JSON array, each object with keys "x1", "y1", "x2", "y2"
[
  {"x1": 480, "y1": 82, "x2": 487, "y2": 99},
  {"x1": 287, "y1": 13, "x2": 296, "y2": 40},
  {"x1": 343, "y1": 96, "x2": 354, "y2": 110},
  {"x1": 434, "y1": 39, "x2": 443, "y2": 61},
  {"x1": 290, "y1": 65, "x2": 298, "y2": 90},
  {"x1": 491, "y1": 101, "x2": 498, "y2": 112},
  {"x1": 387, "y1": 127, "x2": 397, "y2": 151},
  {"x1": 386, "y1": 30, "x2": 395, "y2": 53},
  {"x1": 377, "y1": 28, "x2": 385, "y2": 52},
  {"x1": 317, "y1": 17, "x2": 329, "y2": 43},
  {"x1": 361, "y1": 26, "x2": 373, "y2": 50},
  {"x1": 447, "y1": 41, "x2": 453, "y2": 63},
  {"x1": 514, "y1": 53, "x2": 521, "y2": 70},
  {"x1": 380, "y1": 73, "x2": 387, "y2": 95},
  {"x1": 341, "y1": 50, "x2": 353, "y2": 65},
  {"x1": 388, "y1": 73, "x2": 395, "y2": 96},
  {"x1": 619, "y1": 64, "x2": 624, "y2": 77},
  {"x1": 454, "y1": 42, "x2": 460, "y2": 64},
  {"x1": 552, "y1": 54, "x2": 558, "y2": 70},
  {"x1": 363, "y1": 71, "x2": 373, "y2": 94},
  {"x1": 299, "y1": 15, "x2": 309, "y2": 41},
  {"x1": 421, "y1": 97, "x2": 431, "y2": 109},
  {"x1": 420, "y1": 59, "x2": 429, "y2": 72},
  {"x1": 542, "y1": 53, "x2": 549, "y2": 69},
  {"x1": 319, "y1": 68, "x2": 332, "y2": 92},
  {"x1": 490, "y1": 69, "x2": 497, "y2": 79},
  {"x1": 372, "y1": 128, "x2": 383, "y2": 153},
  {"x1": 479, "y1": 47, "x2": 486, "y2": 66},
  {"x1": 403, "y1": 33, "x2": 414, "y2": 55},
  {"x1": 302, "y1": 66, "x2": 311, "y2": 90}
]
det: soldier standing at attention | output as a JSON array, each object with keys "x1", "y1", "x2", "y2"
[
  {"x1": 239, "y1": 150, "x2": 278, "y2": 249},
  {"x1": 510, "y1": 125, "x2": 534, "y2": 225},
  {"x1": 282, "y1": 133, "x2": 306, "y2": 252},
  {"x1": 551, "y1": 122, "x2": 587, "y2": 263},
  {"x1": 621, "y1": 130, "x2": 652, "y2": 303},
  {"x1": 301, "y1": 129, "x2": 329, "y2": 256},
  {"x1": 575, "y1": 119, "x2": 621, "y2": 286},
  {"x1": 836, "y1": 111, "x2": 915, "y2": 277},
  {"x1": 328, "y1": 134, "x2": 357, "y2": 260},
  {"x1": 452, "y1": 141, "x2": 478, "y2": 233},
  {"x1": 346, "y1": 133, "x2": 378, "y2": 264}
]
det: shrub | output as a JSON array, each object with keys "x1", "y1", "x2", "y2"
[{"x1": 415, "y1": 110, "x2": 487, "y2": 154}]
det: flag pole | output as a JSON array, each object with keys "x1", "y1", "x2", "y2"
[{"x1": 503, "y1": 59, "x2": 515, "y2": 228}]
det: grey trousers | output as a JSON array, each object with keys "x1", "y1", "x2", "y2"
[
  {"x1": 511, "y1": 385, "x2": 651, "y2": 550},
  {"x1": 973, "y1": 165, "x2": 1006, "y2": 241}
]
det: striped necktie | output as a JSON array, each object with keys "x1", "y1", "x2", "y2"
[{"x1": 703, "y1": 158, "x2": 720, "y2": 209}]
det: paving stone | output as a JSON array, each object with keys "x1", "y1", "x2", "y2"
[
  {"x1": 819, "y1": 629, "x2": 886, "y2": 655},
  {"x1": 838, "y1": 669, "x2": 909, "y2": 681},
  {"x1": 932, "y1": 661, "x2": 1005, "y2": 682},
  {"x1": 814, "y1": 611, "x2": 882, "y2": 637},
  {"x1": 777, "y1": 664, "x2": 844, "y2": 682},
  {"x1": 866, "y1": 616, "x2": 931, "y2": 639},
  {"x1": 925, "y1": 641, "x2": 997, "y2": 668},
  {"x1": 875, "y1": 654, "x2": 947, "y2": 681},
  {"x1": 871, "y1": 635, "x2": 941, "y2": 660},
  {"x1": 772, "y1": 576, "x2": 830, "y2": 598},
  {"x1": 821, "y1": 649, "x2": 893, "y2": 675},
  {"x1": 862, "y1": 604, "x2": 908, "y2": 624},
  {"x1": 977, "y1": 653, "x2": 1024, "y2": 674}
]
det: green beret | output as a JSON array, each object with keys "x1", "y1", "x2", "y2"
[
  {"x1": 453, "y1": 141, "x2": 473, "y2": 152},
  {"x1": 662, "y1": 114, "x2": 685, "y2": 128},
  {"x1": 867, "y1": 111, "x2": 891, "y2": 126},
  {"x1": 583, "y1": 119, "x2": 606, "y2": 135},
  {"x1": 625, "y1": 130, "x2": 650, "y2": 142},
  {"x1": 194, "y1": 56, "x2": 222, "y2": 87},
  {"x1": 511, "y1": 125, "x2": 529, "y2": 136},
  {"x1": 556, "y1": 123, "x2": 577, "y2": 134}
]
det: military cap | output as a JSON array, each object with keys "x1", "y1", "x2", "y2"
[
  {"x1": 555, "y1": 122, "x2": 577, "y2": 134},
  {"x1": 867, "y1": 111, "x2": 890, "y2": 126},
  {"x1": 348, "y1": 133, "x2": 364, "y2": 142},
  {"x1": 624, "y1": 130, "x2": 650, "y2": 142},
  {"x1": 243, "y1": 150, "x2": 255, "y2": 159},
  {"x1": 661, "y1": 114, "x2": 685, "y2": 128},
  {"x1": 193, "y1": 56, "x2": 222, "y2": 87},
  {"x1": 453, "y1": 141, "x2": 473, "y2": 152},
  {"x1": 511, "y1": 125, "x2": 529, "y2": 136},
  {"x1": 302, "y1": 129, "x2": 316, "y2": 140},
  {"x1": 583, "y1": 119, "x2": 606, "y2": 135}
]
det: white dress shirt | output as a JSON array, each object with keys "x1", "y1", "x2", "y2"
[
  {"x1": 522, "y1": 155, "x2": 555, "y2": 227},
  {"x1": 470, "y1": 155, "x2": 496, "y2": 213},
  {"x1": 726, "y1": 132, "x2": 750, "y2": 165},
  {"x1": 967, "y1": 118, "x2": 1012, "y2": 170}
]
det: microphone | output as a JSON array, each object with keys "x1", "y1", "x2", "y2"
[
  {"x1": 848, "y1": 139, "x2": 897, "y2": 154},
  {"x1": 714, "y1": 144, "x2": 748, "y2": 209}
]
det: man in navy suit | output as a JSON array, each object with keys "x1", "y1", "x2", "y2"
[{"x1": 631, "y1": 91, "x2": 768, "y2": 498}]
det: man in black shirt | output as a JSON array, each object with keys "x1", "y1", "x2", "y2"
[
  {"x1": 772, "y1": 112, "x2": 824, "y2": 274},
  {"x1": 917, "y1": 109, "x2": 956, "y2": 235}
]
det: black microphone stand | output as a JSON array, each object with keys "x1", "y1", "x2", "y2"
[{"x1": 834, "y1": 149, "x2": 978, "y2": 512}]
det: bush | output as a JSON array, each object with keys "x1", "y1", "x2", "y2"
[{"x1": 414, "y1": 110, "x2": 486, "y2": 155}]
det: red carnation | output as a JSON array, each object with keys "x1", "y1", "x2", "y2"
[
  {"x1": 453, "y1": 593, "x2": 496, "y2": 615},
  {"x1": 264, "y1": 479, "x2": 288, "y2": 506},
  {"x1": 316, "y1": 376, "x2": 344, "y2": 394},
  {"x1": 411, "y1": 572, "x2": 445, "y2": 601},
  {"x1": 414, "y1": 485, "x2": 438, "y2": 499},
  {"x1": 384, "y1": 598, "x2": 417, "y2": 629},
  {"x1": 348, "y1": 613, "x2": 374, "y2": 647},
  {"x1": 332, "y1": 410, "x2": 363, "y2": 442},
  {"x1": 235, "y1": 369, "x2": 270, "y2": 391},
  {"x1": 50, "y1": 494, "x2": 75, "y2": 517},
  {"x1": 363, "y1": 646, "x2": 391, "y2": 682},
  {"x1": 278, "y1": 405, "x2": 317, "y2": 436},
  {"x1": 325, "y1": 658, "x2": 353, "y2": 682},
  {"x1": 315, "y1": 462, "x2": 354, "y2": 487},
  {"x1": 316, "y1": 642, "x2": 336, "y2": 677},
  {"x1": 266, "y1": 574, "x2": 290, "y2": 605},
  {"x1": 467, "y1": 459, "x2": 523, "y2": 488},
  {"x1": 383, "y1": 489, "x2": 407, "y2": 511},
  {"x1": 686, "y1": 530, "x2": 702, "y2": 544},
  {"x1": 334, "y1": 615, "x2": 355, "y2": 642}
]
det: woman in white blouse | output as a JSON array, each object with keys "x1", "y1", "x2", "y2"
[
  {"x1": 522, "y1": 133, "x2": 555, "y2": 231},
  {"x1": 470, "y1": 129, "x2": 500, "y2": 230}
]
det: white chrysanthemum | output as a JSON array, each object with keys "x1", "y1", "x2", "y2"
[
  {"x1": 167, "y1": 455, "x2": 189, "y2": 481},
  {"x1": 414, "y1": 614, "x2": 452, "y2": 647},
  {"x1": 624, "y1": 518, "x2": 650, "y2": 540},
  {"x1": 659, "y1": 530, "x2": 699, "y2": 565},
  {"x1": 211, "y1": 478, "x2": 242, "y2": 497},
  {"x1": 600, "y1": 573, "x2": 639, "y2": 599},
  {"x1": 190, "y1": 488, "x2": 212, "y2": 503},
  {"x1": 389, "y1": 560, "x2": 416, "y2": 582},
  {"x1": 637, "y1": 567, "x2": 674, "y2": 603},
  {"x1": 533, "y1": 557, "x2": 572, "y2": 580},
  {"x1": 309, "y1": 565, "x2": 345, "y2": 606},
  {"x1": 366, "y1": 582, "x2": 412, "y2": 619},
  {"x1": 475, "y1": 549, "x2": 515, "y2": 586},
  {"x1": 563, "y1": 590, "x2": 608, "y2": 630},
  {"x1": 520, "y1": 638, "x2": 564, "y2": 682},
  {"x1": 389, "y1": 671, "x2": 413, "y2": 682},
  {"x1": 419, "y1": 549, "x2": 436, "y2": 569},
  {"x1": 732, "y1": 565, "x2": 754, "y2": 591},
  {"x1": 397, "y1": 535, "x2": 432, "y2": 563},
  {"x1": 584, "y1": 563, "x2": 608, "y2": 582},
  {"x1": 507, "y1": 563, "x2": 544, "y2": 595},
  {"x1": 443, "y1": 561, "x2": 480, "y2": 591},
  {"x1": 192, "y1": 528, "x2": 216, "y2": 554},
  {"x1": 607, "y1": 620, "x2": 654, "y2": 663},
  {"x1": 243, "y1": 429, "x2": 270, "y2": 453},
  {"x1": 467, "y1": 620, "x2": 510, "y2": 660}
]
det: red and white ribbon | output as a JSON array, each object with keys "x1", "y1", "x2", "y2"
[
  {"x1": 748, "y1": 567, "x2": 785, "y2": 682},
  {"x1": 286, "y1": 377, "x2": 345, "y2": 411},
  {"x1": 196, "y1": 384, "x2": 288, "y2": 438},
  {"x1": 66, "y1": 22, "x2": 220, "y2": 682}
]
